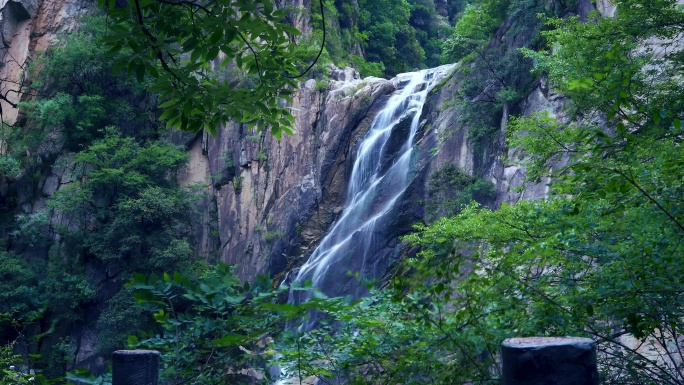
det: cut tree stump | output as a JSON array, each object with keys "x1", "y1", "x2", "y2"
[{"x1": 501, "y1": 337, "x2": 598, "y2": 385}]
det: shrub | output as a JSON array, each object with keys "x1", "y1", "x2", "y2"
[{"x1": 425, "y1": 163, "x2": 495, "y2": 220}]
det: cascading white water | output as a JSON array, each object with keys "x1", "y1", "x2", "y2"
[
  {"x1": 290, "y1": 64, "x2": 455, "y2": 310},
  {"x1": 274, "y1": 64, "x2": 455, "y2": 385}
]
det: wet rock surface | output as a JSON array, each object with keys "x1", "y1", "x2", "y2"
[{"x1": 190, "y1": 75, "x2": 396, "y2": 281}]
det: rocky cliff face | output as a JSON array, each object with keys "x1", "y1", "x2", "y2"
[
  {"x1": 194, "y1": 6, "x2": 581, "y2": 286},
  {"x1": 181, "y1": 69, "x2": 399, "y2": 282},
  {"x1": 189, "y1": 71, "x2": 568, "y2": 287}
]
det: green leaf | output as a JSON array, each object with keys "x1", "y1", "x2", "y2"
[
  {"x1": 127, "y1": 335, "x2": 139, "y2": 346},
  {"x1": 190, "y1": 48, "x2": 202, "y2": 63},
  {"x1": 107, "y1": 44, "x2": 123, "y2": 56},
  {"x1": 136, "y1": 63, "x2": 145, "y2": 82},
  {"x1": 158, "y1": 98, "x2": 180, "y2": 108},
  {"x1": 280, "y1": 25, "x2": 301, "y2": 36},
  {"x1": 207, "y1": 45, "x2": 220, "y2": 61},
  {"x1": 212, "y1": 334, "x2": 245, "y2": 346},
  {"x1": 127, "y1": 60, "x2": 137, "y2": 76}
]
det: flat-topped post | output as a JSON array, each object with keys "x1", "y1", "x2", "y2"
[
  {"x1": 501, "y1": 337, "x2": 598, "y2": 385},
  {"x1": 112, "y1": 350, "x2": 160, "y2": 385}
]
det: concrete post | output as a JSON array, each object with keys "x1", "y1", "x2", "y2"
[
  {"x1": 502, "y1": 337, "x2": 598, "y2": 385},
  {"x1": 112, "y1": 350, "x2": 160, "y2": 385}
]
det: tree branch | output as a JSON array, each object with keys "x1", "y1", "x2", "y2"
[{"x1": 610, "y1": 167, "x2": 684, "y2": 234}]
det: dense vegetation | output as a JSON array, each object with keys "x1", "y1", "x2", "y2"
[
  {"x1": 0, "y1": 16, "x2": 210, "y2": 380},
  {"x1": 308, "y1": 0, "x2": 464, "y2": 77},
  {"x1": 0, "y1": 0, "x2": 683, "y2": 384}
]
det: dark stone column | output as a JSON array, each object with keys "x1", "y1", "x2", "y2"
[
  {"x1": 502, "y1": 337, "x2": 598, "y2": 385},
  {"x1": 112, "y1": 350, "x2": 160, "y2": 385}
]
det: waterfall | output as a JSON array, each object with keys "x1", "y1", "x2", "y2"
[
  {"x1": 290, "y1": 64, "x2": 455, "y2": 310},
  {"x1": 273, "y1": 64, "x2": 455, "y2": 385}
]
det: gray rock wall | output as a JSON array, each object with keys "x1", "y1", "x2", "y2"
[{"x1": 188, "y1": 73, "x2": 396, "y2": 281}]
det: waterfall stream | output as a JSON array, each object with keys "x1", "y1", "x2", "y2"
[
  {"x1": 290, "y1": 64, "x2": 455, "y2": 312},
  {"x1": 274, "y1": 64, "x2": 454, "y2": 385}
]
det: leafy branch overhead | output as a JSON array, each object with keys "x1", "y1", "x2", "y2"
[{"x1": 100, "y1": 0, "x2": 323, "y2": 138}]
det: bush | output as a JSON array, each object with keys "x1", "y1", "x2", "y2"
[
  {"x1": 19, "y1": 15, "x2": 157, "y2": 152},
  {"x1": 425, "y1": 163, "x2": 495, "y2": 221},
  {"x1": 441, "y1": 4, "x2": 500, "y2": 63},
  {"x1": 349, "y1": 55, "x2": 385, "y2": 78},
  {"x1": 0, "y1": 251, "x2": 42, "y2": 323},
  {"x1": 96, "y1": 288, "x2": 150, "y2": 355},
  {"x1": 0, "y1": 156, "x2": 21, "y2": 179},
  {"x1": 12, "y1": 211, "x2": 51, "y2": 247}
]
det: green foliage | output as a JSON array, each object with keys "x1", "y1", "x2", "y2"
[
  {"x1": 276, "y1": 288, "x2": 476, "y2": 384},
  {"x1": 95, "y1": 288, "x2": 151, "y2": 355},
  {"x1": 239, "y1": 3, "x2": 684, "y2": 385},
  {"x1": 0, "y1": 156, "x2": 21, "y2": 180},
  {"x1": 314, "y1": 79, "x2": 330, "y2": 91},
  {"x1": 264, "y1": 230, "x2": 284, "y2": 243},
  {"x1": 0, "y1": 252, "x2": 94, "y2": 360},
  {"x1": 523, "y1": 0, "x2": 684, "y2": 125},
  {"x1": 358, "y1": 0, "x2": 425, "y2": 76},
  {"x1": 233, "y1": 176, "x2": 243, "y2": 194},
  {"x1": 310, "y1": 0, "x2": 446, "y2": 76},
  {"x1": 40, "y1": 129, "x2": 200, "y2": 355},
  {"x1": 309, "y1": 0, "x2": 341, "y2": 70},
  {"x1": 12, "y1": 211, "x2": 51, "y2": 247},
  {"x1": 443, "y1": 0, "x2": 543, "y2": 153},
  {"x1": 127, "y1": 264, "x2": 319, "y2": 385},
  {"x1": 66, "y1": 369, "x2": 111, "y2": 385},
  {"x1": 0, "y1": 252, "x2": 42, "y2": 323},
  {"x1": 408, "y1": 0, "x2": 444, "y2": 67},
  {"x1": 24, "y1": 93, "x2": 107, "y2": 149},
  {"x1": 394, "y1": 1, "x2": 684, "y2": 383},
  {"x1": 100, "y1": 0, "x2": 304, "y2": 137},
  {"x1": 348, "y1": 55, "x2": 385, "y2": 78},
  {"x1": 441, "y1": 0, "x2": 541, "y2": 64},
  {"x1": 0, "y1": 340, "x2": 42, "y2": 385},
  {"x1": 87, "y1": 187, "x2": 195, "y2": 270},
  {"x1": 42, "y1": 265, "x2": 95, "y2": 322},
  {"x1": 1, "y1": 11, "x2": 230, "y2": 378},
  {"x1": 444, "y1": 0, "x2": 468, "y2": 23},
  {"x1": 506, "y1": 112, "x2": 582, "y2": 182},
  {"x1": 7, "y1": 3, "x2": 683, "y2": 384},
  {"x1": 19, "y1": 16, "x2": 157, "y2": 151},
  {"x1": 73, "y1": 130, "x2": 187, "y2": 195},
  {"x1": 220, "y1": 149, "x2": 235, "y2": 169},
  {"x1": 256, "y1": 150, "x2": 268, "y2": 162},
  {"x1": 425, "y1": 163, "x2": 495, "y2": 220},
  {"x1": 294, "y1": 33, "x2": 333, "y2": 82},
  {"x1": 441, "y1": 4, "x2": 499, "y2": 63}
]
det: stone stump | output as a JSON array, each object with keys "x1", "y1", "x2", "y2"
[
  {"x1": 501, "y1": 337, "x2": 598, "y2": 385},
  {"x1": 112, "y1": 350, "x2": 160, "y2": 385}
]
